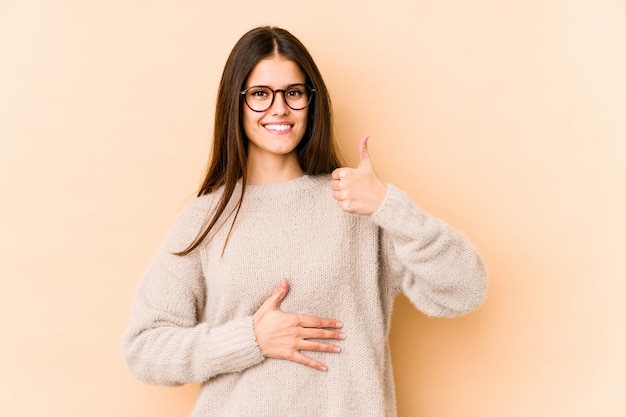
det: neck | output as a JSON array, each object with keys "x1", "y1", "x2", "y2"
[{"x1": 246, "y1": 153, "x2": 304, "y2": 184}]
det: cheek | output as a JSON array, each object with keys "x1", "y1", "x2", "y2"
[
  {"x1": 242, "y1": 110, "x2": 259, "y2": 137},
  {"x1": 298, "y1": 111, "x2": 309, "y2": 135}
]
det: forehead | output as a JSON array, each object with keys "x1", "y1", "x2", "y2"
[{"x1": 246, "y1": 55, "x2": 306, "y2": 87}]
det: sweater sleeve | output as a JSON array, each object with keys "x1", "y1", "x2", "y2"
[
  {"x1": 122, "y1": 200, "x2": 265, "y2": 386},
  {"x1": 370, "y1": 185, "x2": 487, "y2": 317}
]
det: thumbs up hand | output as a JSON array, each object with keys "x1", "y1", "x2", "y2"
[{"x1": 331, "y1": 135, "x2": 387, "y2": 215}]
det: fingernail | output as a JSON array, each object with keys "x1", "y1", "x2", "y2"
[
  {"x1": 338, "y1": 332, "x2": 346, "y2": 340},
  {"x1": 333, "y1": 346, "x2": 341, "y2": 353},
  {"x1": 320, "y1": 365, "x2": 328, "y2": 371},
  {"x1": 336, "y1": 321, "x2": 343, "y2": 328}
]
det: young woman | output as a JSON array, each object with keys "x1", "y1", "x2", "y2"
[{"x1": 123, "y1": 26, "x2": 487, "y2": 417}]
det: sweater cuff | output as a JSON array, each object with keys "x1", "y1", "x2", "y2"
[{"x1": 203, "y1": 316, "x2": 265, "y2": 375}]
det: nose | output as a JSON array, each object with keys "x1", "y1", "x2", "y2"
[{"x1": 269, "y1": 90, "x2": 288, "y2": 115}]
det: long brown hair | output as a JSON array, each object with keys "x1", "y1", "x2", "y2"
[{"x1": 176, "y1": 26, "x2": 343, "y2": 256}]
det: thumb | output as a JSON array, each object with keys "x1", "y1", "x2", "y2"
[
  {"x1": 358, "y1": 134, "x2": 372, "y2": 169},
  {"x1": 266, "y1": 278, "x2": 289, "y2": 309}
]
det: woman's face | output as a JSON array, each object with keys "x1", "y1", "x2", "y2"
[{"x1": 242, "y1": 55, "x2": 309, "y2": 168}]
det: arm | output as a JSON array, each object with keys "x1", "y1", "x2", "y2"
[
  {"x1": 331, "y1": 135, "x2": 486, "y2": 317},
  {"x1": 372, "y1": 185, "x2": 487, "y2": 317},
  {"x1": 121, "y1": 201, "x2": 264, "y2": 386}
]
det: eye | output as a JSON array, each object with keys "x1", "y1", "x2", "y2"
[
  {"x1": 249, "y1": 88, "x2": 270, "y2": 98},
  {"x1": 285, "y1": 86, "x2": 305, "y2": 98},
  {"x1": 246, "y1": 87, "x2": 272, "y2": 100}
]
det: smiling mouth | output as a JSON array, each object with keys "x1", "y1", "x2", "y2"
[{"x1": 263, "y1": 123, "x2": 293, "y2": 132}]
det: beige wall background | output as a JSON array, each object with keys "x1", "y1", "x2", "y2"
[{"x1": 1, "y1": 1, "x2": 624, "y2": 416}]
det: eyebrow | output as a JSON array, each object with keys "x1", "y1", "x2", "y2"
[{"x1": 244, "y1": 82, "x2": 307, "y2": 89}]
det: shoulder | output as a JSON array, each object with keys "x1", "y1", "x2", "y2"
[
  {"x1": 161, "y1": 191, "x2": 222, "y2": 253},
  {"x1": 177, "y1": 192, "x2": 218, "y2": 224},
  {"x1": 301, "y1": 174, "x2": 332, "y2": 195}
]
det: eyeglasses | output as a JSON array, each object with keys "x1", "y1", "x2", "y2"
[{"x1": 240, "y1": 84, "x2": 315, "y2": 112}]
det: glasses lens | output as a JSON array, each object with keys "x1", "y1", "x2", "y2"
[
  {"x1": 284, "y1": 84, "x2": 311, "y2": 110},
  {"x1": 245, "y1": 86, "x2": 274, "y2": 112}
]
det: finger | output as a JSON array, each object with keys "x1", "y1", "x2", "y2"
[
  {"x1": 332, "y1": 189, "x2": 347, "y2": 203},
  {"x1": 298, "y1": 339, "x2": 342, "y2": 354},
  {"x1": 264, "y1": 278, "x2": 289, "y2": 310},
  {"x1": 338, "y1": 199, "x2": 354, "y2": 213},
  {"x1": 296, "y1": 314, "x2": 343, "y2": 329},
  {"x1": 290, "y1": 351, "x2": 329, "y2": 372},
  {"x1": 358, "y1": 134, "x2": 372, "y2": 169},
  {"x1": 299, "y1": 327, "x2": 346, "y2": 341},
  {"x1": 331, "y1": 168, "x2": 346, "y2": 181}
]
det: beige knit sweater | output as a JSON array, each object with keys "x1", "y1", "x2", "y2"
[{"x1": 122, "y1": 174, "x2": 487, "y2": 417}]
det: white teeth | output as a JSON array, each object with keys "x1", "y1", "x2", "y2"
[{"x1": 264, "y1": 124, "x2": 291, "y2": 131}]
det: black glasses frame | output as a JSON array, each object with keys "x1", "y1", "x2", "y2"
[{"x1": 240, "y1": 83, "x2": 316, "y2": 112}]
